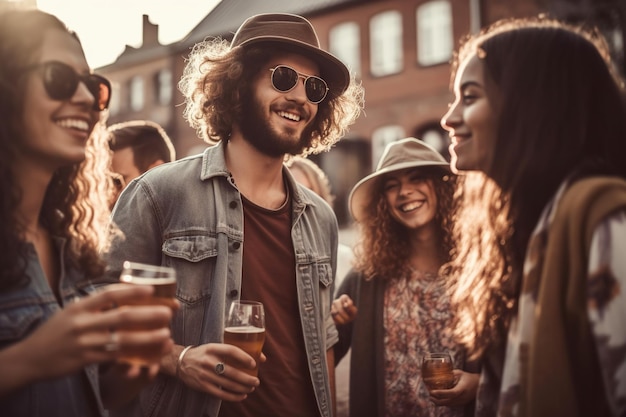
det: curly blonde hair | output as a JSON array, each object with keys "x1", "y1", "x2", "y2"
[{"x1": 179, "y1": 38, "x2": 364, "y2": 156}]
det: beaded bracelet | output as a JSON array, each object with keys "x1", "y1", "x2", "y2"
[{"x1": 176, "y1": 345, "x2": 195, "y2": 378}]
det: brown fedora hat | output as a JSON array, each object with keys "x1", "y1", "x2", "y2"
[
  {"x1": 349, "y1": 137, "x2": 451, "y2": 222},
  {"x1": 231, "y1": 13, "x2": 350, "y2": 95}
]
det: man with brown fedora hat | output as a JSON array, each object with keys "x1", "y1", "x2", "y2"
[{"x1": 105, "y1": 12, "x2": 363, "y2": 417}]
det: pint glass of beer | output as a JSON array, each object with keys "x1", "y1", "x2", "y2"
[
  {"x1": 421, "y1": 352, "x2": 455, "y2": 390},
  {"x1": 223, "y1": 300, "x2": 265, "y2": 377},
  {"x1": 118, "y1": 261, "x2": 177, "y2": 365}
]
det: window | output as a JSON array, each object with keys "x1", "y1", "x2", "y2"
[
  {"x1": 329, "y1": 22, "x2": 361, "y2": 76},
  {"x1": 419, "y1": 126, "x2": 449, "y2": 160},
  {"x1": 417, "y1": 0, "x2": 453, "y2": 66},
  {"x1": 155, "y1": 69, "x2": 172, "y2": 105},
  {"x1": 371, "y1": 125, "x2": 405, "y2": 169},
  {"x1": 370, "y1": 11, "x2": 403, "y2": 77},
  {"x1": 129, "y1": 76, "x2": 144, "y2": 112}
]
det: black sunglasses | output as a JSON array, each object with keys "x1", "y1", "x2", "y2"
[
  {"x1": 25, "y1": 61, "x2": 111, "y2": 111},
  {"x1": 268, "y1": 65, "x2": 329, "y2": 104}
]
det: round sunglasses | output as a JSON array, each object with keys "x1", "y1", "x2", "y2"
[
  {"x1": 268, "y1": 65, "x2": 329, "y2": 104},
  {"x1": 25, "y1": 61, "x2": 111, "y2": 112}
]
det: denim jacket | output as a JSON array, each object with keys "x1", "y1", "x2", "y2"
[
  {"x1": 0, "y1": 239, "x2": 103, "y2": 417},
  {"x1": 105, "y1": 141, "x2": 339, "y2": 417}
]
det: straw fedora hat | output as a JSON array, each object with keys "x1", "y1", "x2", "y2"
[
  {"x1": 349, "y1": 137, "x2": 451, "y2": 222},
  {"x1": 230, "y1": 13, "x2": 350, "y2": 95}
]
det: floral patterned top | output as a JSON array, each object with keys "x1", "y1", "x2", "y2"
[{"x1": 384, "y1": 270, "x2": 466, "y2": 417}]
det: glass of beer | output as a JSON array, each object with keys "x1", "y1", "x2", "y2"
[
  {"x1": 223, "y1": 300, "x2": 265, "y2": 377},
  {"x1": 118, "y1": 261, "x2": 177, "y2": 365},
  {"x1": 421, "y1": 352, "x2": 455, "y2": 390}
]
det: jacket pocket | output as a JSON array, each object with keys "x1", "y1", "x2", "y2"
[
  {"x1": 317, "y1": 261, "x2": 333, "y2": 288},
  {"x1": 162, "y1": 235, "x2": 217, "y2": 305},
  {"x1": 162, "y1": 235, "x2": 218, "y2": 344},
  {"x1": 162, "y1": 235, "x2": 217, "y2": 262},
  {"x1": 0, "y1": 303, "x2": 45, "y2": 347}
]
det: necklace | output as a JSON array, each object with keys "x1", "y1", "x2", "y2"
[
  {"x1": 407, "y1": 265, "x2": 438, "y2": 279},
  {"x1": 274, "y1": 180, "x2": 290, "y2": 210}
]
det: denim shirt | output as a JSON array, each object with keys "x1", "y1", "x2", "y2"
[
  {"x1": 0, "y1": 238, "x2": 103, "y2": 417},
  {"x1": 105, "y1": 141, "x2": 339, "y2": 417}
]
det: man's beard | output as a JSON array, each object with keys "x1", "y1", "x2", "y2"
[{"x1": 237, "y1": 88, "x2": 315, "y2": 157}]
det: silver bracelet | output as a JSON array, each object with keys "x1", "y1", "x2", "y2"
[{"x1": 176, "y1": 345, "x2": 194, "y2": 378}]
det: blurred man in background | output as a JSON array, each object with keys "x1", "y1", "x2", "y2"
[{"x1": 108, "y1": 119, "x2": 176, "y2": 205}]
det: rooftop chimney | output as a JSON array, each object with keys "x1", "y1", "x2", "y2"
[{"x1": 142, "y1": 14, "x2": 159, "y2": 47}]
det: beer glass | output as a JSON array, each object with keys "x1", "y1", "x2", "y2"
[
  {"x1": 421, "y1": 352, "x2": 455, "y2": 390},
  {"x1": 118, "y1": 261, "x2": 177, "y2": 365},
  {"x1": 223, "y1": 300, "x2": 265, "y2": 377}
]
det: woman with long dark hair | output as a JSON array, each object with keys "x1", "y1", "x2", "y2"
[
  {"x1": 0, "y1": 9, "x2": 174, "y2": 415},
  {"x1": 441, "y1": 17, "x2": 626, "y2": 417}
]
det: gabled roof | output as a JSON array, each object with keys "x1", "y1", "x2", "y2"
[{"x1": 181, "y1": 0, "x2": 367, "y2": 46}]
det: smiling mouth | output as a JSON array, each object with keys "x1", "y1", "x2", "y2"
[
  {"x1": 277, "y1": 110, "x2": 301, "y2": 122},
  {"x1": 56, "y1": 118, "x2": 90, "y2": 132},
  {"x1": 400, "y1": 201, "x2": 425, "y2": 212}
]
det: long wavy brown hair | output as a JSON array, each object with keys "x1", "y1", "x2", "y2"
[
  {"x1": 353, "y1": 168, "x2": 457, "y2": 281},
  {"x1": 0, "y1": 9, "x2": 114, "y2": 292},
  {"x1": 179, "y1": 38, "x2": 364, "y2": 156},
  {"x1": 444, "y1": 17, "x2": 626, "y2": 359}
]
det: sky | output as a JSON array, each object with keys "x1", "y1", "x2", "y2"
[{"x1": 38, "y1": 0, "x2": 222, "y2": 68}]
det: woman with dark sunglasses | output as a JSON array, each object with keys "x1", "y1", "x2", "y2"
[{"x1": 0, "y1": 9, "x2": 175, "y2": 416}]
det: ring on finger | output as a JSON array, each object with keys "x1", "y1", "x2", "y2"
[
  {"x1": 104, "y1": 330, "x2": 120, "y2": 352},
  {"x1": 215, "y1": 362, "x2": 226, "y2": 376}
]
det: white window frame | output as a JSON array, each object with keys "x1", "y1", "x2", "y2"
[
  {"x1": 420, "y1": 127, "x2": 448, "y2": 155},
  {"x1": 156, "y1": 69, "x2": 172, "y2": 106},
  {"x1": 370, "y1": 10, "x2": 403, "y2": 77},
  {"x1": 329, "y1": 21, "x2": 361, "y2": 76},
  {"x1": 129, "y1": 76, "x2": 144, "y2": 112},
  {"x1": 371, "y1": 125, "x2": 405, "y2": 169},
  {"x1": 417, "y1": 0, "x2": 453, "y2": 66}
]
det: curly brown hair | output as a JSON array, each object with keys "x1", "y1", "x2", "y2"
[
  {"x1": 442, "y1": 173, "x2": 515, "y2": 360},
  {"x1": 0, "y1": 9, "x2": 114, "y2": 292},
  {"x1": 353, "y1": 168, "x2": 457, "y2": 282},
  {"x1": 179, "y1": 38, "x2": 364, "y2": 156}
]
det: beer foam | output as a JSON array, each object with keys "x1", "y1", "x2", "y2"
[
  {"x1": 120, "y1": 275, "x2": 176, "y2": 285},
  {"x1": 224, "y1": 326, "x2": 264, "y2": 334}
]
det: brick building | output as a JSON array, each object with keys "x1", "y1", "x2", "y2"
[{"x1": 97, "y1": 0, "x2": 625, "y2": 225}]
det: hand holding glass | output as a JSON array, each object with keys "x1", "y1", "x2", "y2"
[
  {"x1": 223, "y1": 300, "x2": 265, "y2": 377},
  {"x1": 118, "y1": 261, "x2": 177, "y2": 365},
  {"x1": 422, "y1": 352, "x2": 455, "y2": 390}
]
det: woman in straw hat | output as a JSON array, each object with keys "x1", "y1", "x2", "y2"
[{"x1": 331, "y1": 138, "x2": 479, "y2": 417}]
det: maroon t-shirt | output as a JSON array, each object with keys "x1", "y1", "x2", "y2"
[{"x1": 219, "y1": 193, "x2": 320, "y2": 417}]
